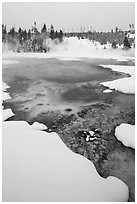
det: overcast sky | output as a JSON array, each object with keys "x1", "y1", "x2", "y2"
[{"x1": 2, "y1": 2, "x2": 135, "y2": 32}]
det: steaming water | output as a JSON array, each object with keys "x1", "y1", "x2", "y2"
[
  {"x1": 3, "y1": 37, "x2": 135, "y2": 60},
  {"x1": 2, "y1": 37, "x2": 135, "y2": 117},
  {"x1": 2, "y1": 55, "x2": 134, "y2": 119}
]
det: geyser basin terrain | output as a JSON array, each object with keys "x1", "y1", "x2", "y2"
[{"x1": 2, "y1": 56, "x2": 135, "y2": 201}]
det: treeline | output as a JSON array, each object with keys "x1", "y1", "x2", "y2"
[
  {"x1": 2, "y1": 22, "x2": 64, "y2": 52},
  {"x1": 2, "y1": 22, "x2": 135, "y2": 52},
  {"x1": 66, "y1": 25, "x2": 135, "y2": 49}
]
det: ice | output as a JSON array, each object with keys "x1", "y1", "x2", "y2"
[
  {"x1": 3, "y1": 120, "x2": 129, "y2": 202},
  {"x1": 100, "y1": 65, "x2": 135, "y2": 94},
  {"x1": 115, "y1": 123, "x2": 135, "y2": 149}
]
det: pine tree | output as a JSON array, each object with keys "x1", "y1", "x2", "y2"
[
  {"x1": 41, "y1": 23, "x2": 47, "y2": 33},
  {"x1": 49, "y1": 24, "x2": 55, "y2": 40},
  {"x1": 23, "y1": 30, "x2": 27, "y2": 41},
  {"x1": 115, "y1": 27, "x2": 118, "y2": 33},
  {"x1": 55, "y1": 30, "x2": 58, "y2": 39},
  {"x1": 28, "y1": 29, "x2": 31, "y2": 39},
  {"x1": 58, "y1": 30, "x2": 63, "y2": 42},
  {"x1": 123, "y1": 36, "x2": 131, "y2": 48},
  {"x1": 9, "y1": 27, "x2": 16, "y2": 38},
  {"x1": 2, "y1": 24, "x2": 7, "y2": 42}
]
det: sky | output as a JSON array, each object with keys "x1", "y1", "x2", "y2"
[{"x1": 2, "y1": 2, "x2": 135, "y2": 32}]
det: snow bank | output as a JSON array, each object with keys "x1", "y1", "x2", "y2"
[
  {"x1": 100, "y1": 65, "x2": 135, "y2": 76},
  {"x1": 101, "y1": 77, "x2": 135, "y2": 94},
  {"x1": 100, "y1": 65, "x2": 135, "y2": 94},
  {"x1": 115, "y1": 123, "x2": 135, "y2": 149},
  {"x1": 3, "y1": 120, "x2": 129, "y2": 202},
  {"x1": 2, "y1": 82, "x2": 14, "y2": 121},
  {"x1": 2, "y1": 109, "x2": 15, "y2": 121},
  {"x1": 2, "y1": 37, "x2": 135, "y2": 61},
  {"x1": 30, "y1": 121, "x2": 47, "y2": 130},
  {"x1": 2, "y1": 82, "x2": 11, "y2": 101}
]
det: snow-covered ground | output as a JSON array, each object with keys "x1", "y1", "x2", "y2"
[
  {"x1": 100, "y1": 65, "x2": 135, "y2": 94},
  {"x1": 3, "y1": 120, "x2": 129, "y2": 202},
  {"x1": 2, "y1": 58, "x2": 130, "y2": 202},
  {"x1": 115, "y1": 123, "x2": 135, "y2": 149}
]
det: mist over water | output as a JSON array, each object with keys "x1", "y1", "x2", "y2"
[{"x1": 3, "y1": 37, "x2": 135, "y2": 60}]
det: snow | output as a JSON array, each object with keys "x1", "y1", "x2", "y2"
[
  {"x1": 2, "y1": 37, "x2": 135, "y2": 61},
  {"x1": 2, "y1": 91, "x2": 11, "y2": 101},
  {"x1": 115, "y1": 123, "x2": 135, "y2": 149},
  {"x1": 2, "y1": 109, "x2": 15, "y2": 121},
  {"x1": 128, "y1": 33, "x2": 135, "y2": 39},
  {"x1": 86, "y1": 135, "x2": 90, "y2": 142},
  {"x1": 2, "y1": 82, "x2": 11, "y2": 101},
  {"x1": 2, "y1": 82, "x2": 14, "y2": 121},
  {"x1": 2, "y1": 82, "x2": 10, "y2": 90},
  {"x1": 100, "y1": 65, "x2": 135, "y2": 76},
  {"x1": 89, "y1": 136, "x2": 97, "y2": 141},
  {"x1": 100, "y1": 65, "x2": 135, "y2": 94},
  {"x1": 101, "y1": 77, "x2": 135, "y2": 94},
  {"x1": 30, "y1": 121, "x2": 47, "y2": 130},
  {"x1": 103, "y1": 89, "x2": 113, "y2": 93},
  {"x1": 89, "y1": 130, "x2": 95, "y2": 136},
  {"x1": 2, "y1": 77, "x2": 129, "y2": 201},
  {"x1": 3, "y1": 120, "x2": 129, "y2": 202}
]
